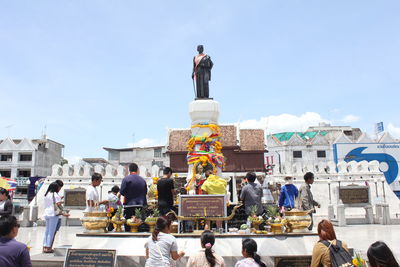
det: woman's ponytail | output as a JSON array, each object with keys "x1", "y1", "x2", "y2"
[
  {"x1": 201, "y1": 230, "x2": 216, "y2": 267},
  {"x1": 253, "y1": 252, "x2": 266, "y2": 267}
]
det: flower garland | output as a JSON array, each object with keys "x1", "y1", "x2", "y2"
[
  {"x1": 191, "y1": 123, "x2": 221, "y2": 134},
  {"x1": 186, "y1": 123, "x2": 225, "y2": 192}
]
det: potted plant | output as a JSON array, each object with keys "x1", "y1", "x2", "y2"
[
  {"x1": 127, "y1": 208, "x2": 142, "y2": 233},
  {"x1": 264, "y1": 205, "x2": 285, "y2": 234},
  {"x1": 248, "y1": 205, "x2": 264, "y2": 230},
  {"x1": 111, "y1": 206, "x2": 126, "y2": 232},
  {"x1": 145, "y1": 209, "x2": 160, "y2": 232}
]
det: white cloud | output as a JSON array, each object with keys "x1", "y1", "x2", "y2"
[
  {"x1": 64, "y1": 155, "x2": 82, "y2": 165},
  {"x1": 127, "y1": 138, "x2": 164, "y2": 148},
  {"x1": 387, "y1": 123, "x2": 400, "y2": 138},
  {"x1": 340, "y1": 114, "x2": 360, "y2": 123},
  {"x1": 238, "y1": 112, "x2": 330, "y2": 134}
]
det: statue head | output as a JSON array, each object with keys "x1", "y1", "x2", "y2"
[{"x1": 197, "y1": 45, "x2": 204, "y2": 54}]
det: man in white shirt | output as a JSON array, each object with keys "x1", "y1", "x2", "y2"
[{"x1": 86, "y1": 173, "x2": 108, "y2": 212}]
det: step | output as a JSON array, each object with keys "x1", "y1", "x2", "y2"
[
  {"x1": 54, "y1": 245, "x2": 72, "y2": 257},
  {"x1": 31, "y1": 253, "x2": 64, "y2": 267}
]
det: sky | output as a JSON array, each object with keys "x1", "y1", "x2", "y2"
[{"x1": 1, "y1": 1, "x2": 400, "y2": 163}]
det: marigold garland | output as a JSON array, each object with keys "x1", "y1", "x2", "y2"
[
  {"x1": 186, "y1": 123, "x2": 225, "y2": 192},
  {"x1": 191, "y1": 123, "x2": 221, "y2": 135}
]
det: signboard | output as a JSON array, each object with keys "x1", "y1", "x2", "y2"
[
  {"x1": 264, "y1": 151, "x2": 280, "y2": 175},
  {"x1": 274, "y1": 256, "x2": 311, "y2": 267},
  {"x1": 64, "y1": 249, "x2": 116, "y2": 267},
  {"x1": 339, "y1": 185, "x2": 369, "y2": 205},
  {"x1": 64, "y1": 188, "x2": 86, "y2": 208},
  {"x1": 333, "y1": 142, "x2": 400, "y2": 186},
  {"x1": 179, "y1": 195, "x2": 226, "y2": 217}
]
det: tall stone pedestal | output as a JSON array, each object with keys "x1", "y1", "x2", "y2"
[
  {"x1": 189, "y1": 99, "x2": 220, "y2": 125},
  {"x1": 186, "y1": 99, "x2": 227, "y2": 194}
]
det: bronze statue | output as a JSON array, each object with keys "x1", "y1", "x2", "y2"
[{"x1": 192, "y1": 45, "x2": 213, "y2": 99}]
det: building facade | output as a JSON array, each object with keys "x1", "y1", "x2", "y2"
[
  {"x1": 266, "y1": 123, "x2": 363, "y2": 173},
  {"x1": 266, "y1": 123, "x2": 400, "y2": 197},
  {"x1": 0, "y1": 137, "x2": 64, "y2": 179},
  {"x1": 168, "y1": 125, "x2": 267, "y2": 174},
  {"x1": 103, "y1": 145, "x2": 169, "y2": 175}
]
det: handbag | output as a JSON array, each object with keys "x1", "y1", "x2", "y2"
[
  {"x1": 155, "y1": 241, "x2": 170, "y2": 267},
  {"x1": 53, "y1": 193, "x2": 63, "y2": 216}
]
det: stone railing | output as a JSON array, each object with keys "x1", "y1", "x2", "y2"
[{"x1": 275, "y1": 160, "x2": 381, "y2": 179}]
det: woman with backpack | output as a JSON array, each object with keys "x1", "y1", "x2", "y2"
[
  {"x1": 311, "y1": 219, "x2": 352, "y2": 267},
  {"x1": 367, "y1": 241, "x2": 399, "y2": 267},
  {"x1": 235, "y1": 238, "x2": 266, "y2": 267}
]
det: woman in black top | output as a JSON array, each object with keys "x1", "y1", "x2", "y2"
[{"x1": 0, "y1": 188, "x2": 13, "y2": 217}]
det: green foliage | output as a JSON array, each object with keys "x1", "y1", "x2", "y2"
[
  {"x1": 134, "y1": 208, "x2": 142, "y2": 219},
  {"x1": 265, "y1": 205, "x2": 279, "y2": 218},
  {"x1": 152, "y1": 209, "x2": 160, "y2": 217},
  {"x1": 60, "y1": 158, "x2": 68, "y2": 166},
  {"x1": 249, "y1": 205, "x2": 258, "y2": 216}
]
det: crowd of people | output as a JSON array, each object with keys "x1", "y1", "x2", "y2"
[
  {"x1": 0, "y1": 163, "x2": 399, "y2": 266},
  {"x1": 141, "y1": 216, "x2": 398, "y2": 267},
  {"x1": 0, "y1": 212, "x2": 398, "y2": 266}
]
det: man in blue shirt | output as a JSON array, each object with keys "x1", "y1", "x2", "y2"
[
  {"x1": 279, "y1": 176, "x2": 298, "y2": 212},
  {"x1": 120, "y1": 163, "x2": 147, "y2": 231},
  {"x1": 0, "y1": 215, "x2": 31, "y2": 267}
]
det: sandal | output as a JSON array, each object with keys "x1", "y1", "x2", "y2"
[{"x1": 43, "y1": 248, "x2": 54, "y2": 253}]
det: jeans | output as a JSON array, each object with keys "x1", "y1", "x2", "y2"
[
  {"x1": 308, "y1": 213, "x2": 314, "y2": 230},
  {"x1": 43, "y1": 216, "x2": 59, "y2": 247}
]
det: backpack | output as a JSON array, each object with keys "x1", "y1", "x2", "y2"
[{"x1": 320, "y1": 240, "x2": 354, "y2": 267}]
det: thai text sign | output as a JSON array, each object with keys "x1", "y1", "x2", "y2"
[
  {"x1": 64, "y1": 249, "x2": 116, "y2": 267},
  {"x1": 64, "y1": 188, "x2": 86, "y2": 207},
  {"x1": 339, "y1": 186, "x2": 369, "y2": 204},
  {"x1": 179, "y1": 195, "x2": 226, "y2": 217},
  {"x1": 274, "y1": 256, "x2": 311, "y2": 267}
]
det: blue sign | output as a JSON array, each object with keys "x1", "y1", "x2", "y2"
[{"x1": 344, "y1": 147, "x2": 398, "y2": 184}]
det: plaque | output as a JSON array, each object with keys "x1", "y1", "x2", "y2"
[
  {"x1": 179, "y1": 195, "x2": 226, "y2": 217},
  {"x1": 274, "y1": 256, "x2": 311, "y2": 267},
  {"x1": 64, "y1": 188, "x2": 86, "y2": 207},
  {"x1": 339, "y1": 185, "x2": 369, "y2": 204},
  {"x1": 64, "y1": 249, "x2": 116, "y2": 267}
]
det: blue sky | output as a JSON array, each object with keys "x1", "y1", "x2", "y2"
[{"x1": 1, "y1": 1, "x2": 400, "y2": 162}]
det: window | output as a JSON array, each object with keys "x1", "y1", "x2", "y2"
[
  {"x1": 154, "y1": 148, "x2": 162, "y2": 158},
  {"x1": 0, "y1": 154, "x2": 12, "y2": 162},
  {"x1": 317, "y1": 150, "x2": 326, "y2": 158},
  {"x1": 17, "y1": 169, "x2": 31, "y2": 177},
  {"x1": 0, "y1": 170, "x2": 11, "y2": 178},
  {"x1": 153, "y1": 161, "x2": 164, "y2": 168},
  {"x1": 293, "y1": 151, "x2": 302, "y2": 158},
  {"x1": 19, "y1": 154, "x2": 32, "y2": 161}
]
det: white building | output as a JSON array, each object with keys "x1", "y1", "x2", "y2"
[
  {"x1": 103, "y1": 145, "x2": 169, "y2": 177},
  {"x1": 0, "y1": 137, "x2": 64, "y2": 178},
  {"x1": 266, "y1": 123, "x2": 362, "y2": 170},
  {"x1": 266, "y1": 123, "x2": 400, "y2": 197}
]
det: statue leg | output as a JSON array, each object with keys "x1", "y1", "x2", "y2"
[
  {"x1": 196, "y1": 78, "x2": 202, "y2": 98},
  {"x1": 204, "y1": 81, "x2": 209, "y2": 98},
  {"x1": 199, "y1": 75, "x2": 206, "y2": 98}
]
